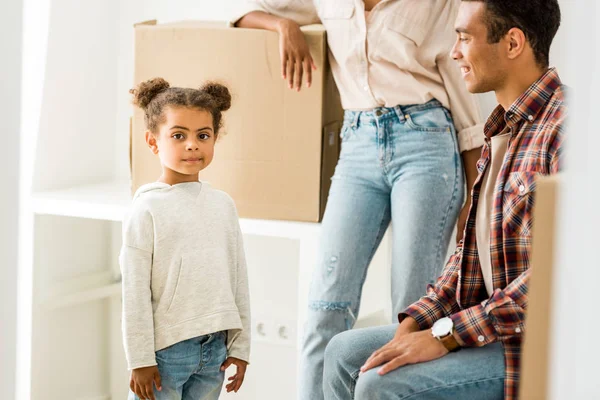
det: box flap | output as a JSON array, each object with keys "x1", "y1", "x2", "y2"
[{"x1": 134, "y1": 19, "x2": 157, "y2": 28}]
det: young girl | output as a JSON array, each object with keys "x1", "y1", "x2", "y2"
[{"x1": 120, "y1": 78, "x2": 250, "y2": 400}]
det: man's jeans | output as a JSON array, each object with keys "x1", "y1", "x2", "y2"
[
  {"x1": 128, "y1": 332, "x2": 227, "y2": 400},
  {"x1": 299, "y1": 100, "x2": 466, "y2": 400},
  {"x1": 323, "y1": 324, "x2": 505, "y2": 399}
]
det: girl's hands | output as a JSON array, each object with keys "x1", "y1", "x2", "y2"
[
  {"x1": 130, "y1": 365, "x2": 162, "y2": 400},
  {"x1": 221, "y1": 357, "x2": 249, "y2": 393}
]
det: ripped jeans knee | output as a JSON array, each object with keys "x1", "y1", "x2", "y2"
[{"x1": 308, "y1": 300, "x2": 357, "y2": 331}]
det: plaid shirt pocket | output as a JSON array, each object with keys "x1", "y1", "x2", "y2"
[{"x1": 502, "y1": 171, "x2": 542, "y2": 236}]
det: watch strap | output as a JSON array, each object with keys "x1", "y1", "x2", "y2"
[{"x1": 439, "y1": 333, "x2": 461, "y2": 352}]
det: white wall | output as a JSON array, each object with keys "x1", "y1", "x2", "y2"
[
  {"x1": 549, "y1": 1, "x2": 600, "y2": 398},
  {"x1": 0, "y1": 0, "x2": 22, "y2": 398}
]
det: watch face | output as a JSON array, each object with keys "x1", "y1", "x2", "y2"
[{"x1": 432, "y1": 317, "x2": 453, "y2": 337}]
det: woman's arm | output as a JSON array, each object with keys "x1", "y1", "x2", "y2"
[{"x1": 235, "y1": 11, "x2": 316, "y2": 91}]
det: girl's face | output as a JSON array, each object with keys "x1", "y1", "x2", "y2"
[{"x1": 146, "y1": 106, "x2": 216, "y2": 185}]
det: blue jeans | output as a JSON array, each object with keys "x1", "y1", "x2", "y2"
[
  {"x1": 299, "y1": 100, "x2": 465, "y2": 400},
  {"x1": 128, "y1": 332, "x2": 227, "y2": 400},
  {"x1": 323, "y1": 324, "x2": 505, "y2": 399}
]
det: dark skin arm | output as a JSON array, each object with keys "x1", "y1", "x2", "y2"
[
  {"x1": 130, "y1": 366, "x2": 162, "y2": 400},
  {"x1": 235, "y1": 11, "x2": 316, "y2": 91},
  {"x1": 361, "y1": 316, "x2": 463, "y2": 375},
  {"x1": 221, "y1": 357, "x2": 249, "y2": 393},
  {"x1": 456, "y1": 146, "x2": 482, "y2": 243}
]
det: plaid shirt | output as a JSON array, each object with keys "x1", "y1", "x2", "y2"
[{"x1": 399, "y1": 68, "x2": 567, "y2": 400}]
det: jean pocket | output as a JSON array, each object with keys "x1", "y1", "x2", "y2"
[
  {"x1": 209, "y1": 332, "x2": 228, "y2": 366},
  {"x1": 405, "y1": 107, "x2": 453, "y2": 133},
  {"x1": 339, "y1": 122, "x2": 354, "y2": 141}
]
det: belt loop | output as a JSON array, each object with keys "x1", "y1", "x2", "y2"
[
  {"x1": 394, "y1": 105, "x2": 406, "y2": 122},
  {"x1": 351, "y1": 111, "x2": 360, "y2": 129}
]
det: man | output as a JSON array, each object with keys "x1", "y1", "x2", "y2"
[{"x1": 322, "y1": 1, "x2": 565, "y2": 399}]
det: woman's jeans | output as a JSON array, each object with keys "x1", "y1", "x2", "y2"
[{"x1": 299, "y1": 100, "x2": 465, "y2": 400}]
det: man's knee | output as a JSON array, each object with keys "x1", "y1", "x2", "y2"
[
  {"x1": 324, "y1": 330, "x2": 353, "y2": 366},
  {"x1": 355, "y1": 370, "x2": 385, "y2": 400},
  {"x1": 355, "y1": 368, "x2": 412, "y2": 400}
]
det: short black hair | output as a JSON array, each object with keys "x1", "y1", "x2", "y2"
[{"x1": 463, "y1": 0, "x2": 561, "y2": 67}]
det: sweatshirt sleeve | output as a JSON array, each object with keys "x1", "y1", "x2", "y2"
[
  {"x1": 226, "y1": 221, "x2": 251, "y2": 363},
  {"x1": 120, "y1": 203, "x2": 156, "y2": 370}
]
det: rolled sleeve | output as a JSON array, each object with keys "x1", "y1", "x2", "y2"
[
  {"x1": 229, "y1": 0, "x2": 319, "y2": 27},
  {"x1": 228, "y1": 1, "x2": 269, "y2": 27},
  {"x1": 451, "y1": 269, "x2": 529, "y2": 347},
  {"x1": 457, "y1": 123, "x2": 485, "y2": 152}
]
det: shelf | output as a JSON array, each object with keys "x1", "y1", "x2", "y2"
[
  {"x1": 32, "y1": 181, "x2": 130, "y2": 222},
  {"x1": 43, "y1": 271, "x2": 122, "y2": 310},
  {"x1": 31, "y1": 181, "x2": 322, "y2": 239}
]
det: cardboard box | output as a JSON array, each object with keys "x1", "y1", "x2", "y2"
[
  {"x1": 132, "y1": 21, "x2": 343, "y2": 222},
  {"x1": 519, "y1": 174, "x2": 561, "y2": 400}
]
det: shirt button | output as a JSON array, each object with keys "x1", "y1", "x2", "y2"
[
  {"x1": 519, "y1": 185, "x2": 526, "y2": 193},
  {"x1": 363, "y1": 85, "x2": 369, "y2": 91},
  {"x1": 478, "y1": 335, "x2": 485, "y2": 342},
  {"x1": 516, "y1": 327, "x2": 522, "y2": 333},
  {"x1": 375, "y1": 110, "x2": 382, "y2": 116},
  {"x1": 528, "y1": 115, "x2": 534, "y2": 121}
]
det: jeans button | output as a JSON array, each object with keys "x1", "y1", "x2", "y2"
[{"x1": 375, "y1": 110, "x2": 382, "y2": 116}]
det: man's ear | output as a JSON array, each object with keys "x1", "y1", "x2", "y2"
[
  {"x1": 505, "y1": 27, "x2": 527, "y2": 61},
  {"x1": 145, "y1": 131, "x2": 159, "y2": 155}
]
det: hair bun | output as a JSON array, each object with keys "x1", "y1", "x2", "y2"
[
  {"x1": 130, "y1": 78, "x2": 170, "y2": 109},
  {"x1": 200, "y1": 82, "x2": 232, "y2": 112}
]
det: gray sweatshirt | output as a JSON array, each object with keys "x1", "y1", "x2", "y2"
[{"x1": 119, "y1": 181, "x2": 250, "y2": 370}]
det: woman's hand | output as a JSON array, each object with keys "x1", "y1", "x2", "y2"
[
  {"x1": 236, "y1": 11, "x2": 316, "y2": 91},
  {"x1": 276, "y1": 19, "x2": 317, "y2": 91},
  {"x1": 221, "y1": 357, "x2": 249, "y2": 393},
  {"x1": 130, "y1": 365, "x2": 162, "y2": 400}
]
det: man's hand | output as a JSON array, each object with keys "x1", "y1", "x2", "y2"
[
  {"x1": 221, "y1": 357, "x2": 248, "y2": 393},
  {"x1": 456, "y1": 196, "x2": 471, "y2": 243},
  {"x1": 361, "y1": 330, "x2": 449, "y2": 376},
  {"x1": 276, "y1": 19, "x2": 317, "y2": 91},
  {"x1": 130, "y1": 365, "x2": 161, "y2": 400}
]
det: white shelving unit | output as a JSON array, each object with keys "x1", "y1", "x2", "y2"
[
  {"x1": 19, "y1": 1, "x2": 392, "y2": 399},
  {"x1": 27, "y1": 181, "x2": 392, "y2": 400}
]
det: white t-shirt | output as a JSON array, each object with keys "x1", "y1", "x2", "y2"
[{"x1": 476, "y1": 129, "x2": 511, "y2": 296}]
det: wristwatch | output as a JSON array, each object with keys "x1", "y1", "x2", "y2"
[{"x1": 431, "y1": 317, "x2": 461, "y2": 352}]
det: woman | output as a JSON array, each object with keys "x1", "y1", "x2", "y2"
[{"x1": 232, "y1": 1, "x2": 483, "y2": 399}]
